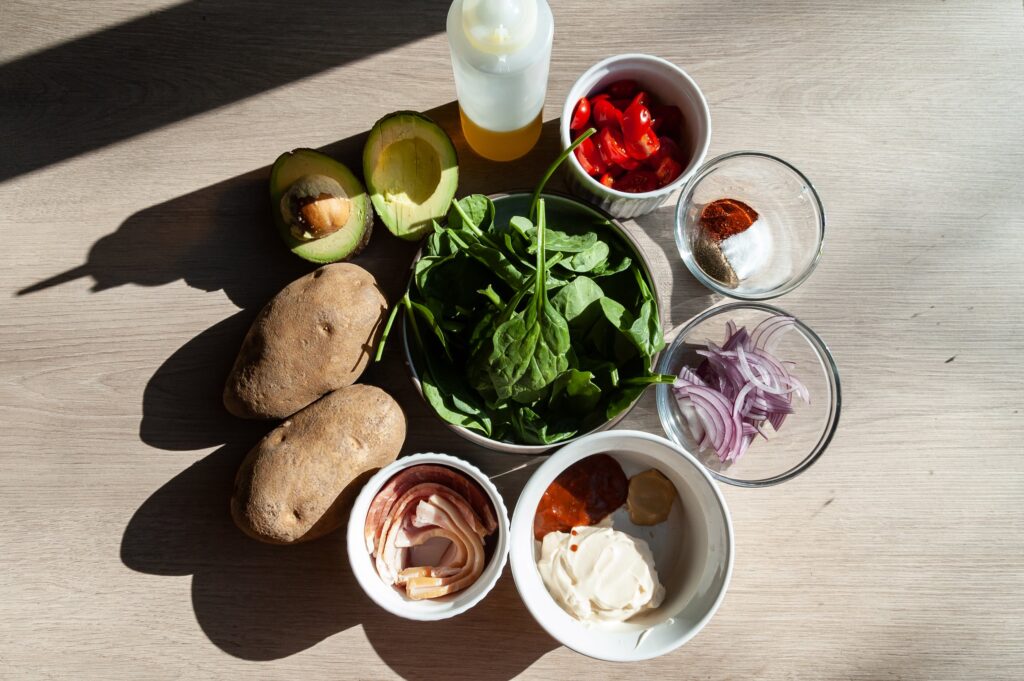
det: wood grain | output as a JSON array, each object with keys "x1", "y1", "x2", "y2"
[{"x1": 1, "y1": 0, "x2": 1023, "y2": 679}]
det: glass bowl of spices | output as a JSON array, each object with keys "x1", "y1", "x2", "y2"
[
  {"x1": 655, "y1": 302, "x2": 841, "y2": 487},
  {"x1": 675, "y1": 151, "x2": 825, "y2": 299}
]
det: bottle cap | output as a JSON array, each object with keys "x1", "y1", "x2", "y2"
[{"x1": 462, "y1": 0, "x2": 537, "y2": 55}]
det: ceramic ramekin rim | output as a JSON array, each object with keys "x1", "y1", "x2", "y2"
[
  {"x1": 508, "y1": 428, "x2": 735, "y2": 662},
  {"x1": 559, "y1": 53, "x2": 712, "y2": 201},
  {"x1": 346, "y1": 452, "x2": 511, "y2": 620}
]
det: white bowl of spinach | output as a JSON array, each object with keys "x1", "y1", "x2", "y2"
[{"x1": 375, "y1": 132, "x2": 675, "y2": 452}]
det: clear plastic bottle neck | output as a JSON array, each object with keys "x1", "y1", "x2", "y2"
[{"x1": 461, "y1": 0, "x2": 537, "y2": 55}]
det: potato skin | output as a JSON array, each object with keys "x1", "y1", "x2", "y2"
[
  {"x1": 224, "y1": 263, "x2": 387, "y2": 419},
  {"x1": 231, "y1": 384, "x2": 406, "y2": 544}
]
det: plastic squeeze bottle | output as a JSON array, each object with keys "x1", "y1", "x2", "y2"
[{"x1": 447, "y1": 0, "x2": 553, "y2": 162}]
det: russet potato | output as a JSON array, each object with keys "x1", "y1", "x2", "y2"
[
  {"x1": 223, "y1": 263, "x2": 387, "y2": 419},
  {"x1": 231, "y1": 384, "x2": 406, "y2": 544}
]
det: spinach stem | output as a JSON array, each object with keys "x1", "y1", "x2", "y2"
[
  {"x1": 374, "y1": 293, "x2": 404, "y2": 362},
  {"x1": 622, "y1": 373, "x2": 678, "y2": 386},
  {"x1": 535, "y1": 198, "x2": 546, "y2": 313},
  {"x1": 405, "y1": 294, "x2": 428, "y2": 362},
  {"x1": 451, "y1": 198, "x2": 480, "y2": 232},
  {"x1": 530, "y1": 127, "x2": 596, "y2": 221},
  {"x1": 452, "y1": 197, "x2": 502, "y2": 251}
]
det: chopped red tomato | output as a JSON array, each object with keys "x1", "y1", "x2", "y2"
[
  {"x1": 630, "y1": 91, "x2": 651, "y2": 109},
  {"x1": 653, "y1": 155, "x2": 683, "y2": 185},
  {"x1": 570, "y1": 96, "x2": 591, "y2": 131},
  {"x1": 651, "y1": 105, "x2": 682, "y2": 136},
  {"x1": 609, "y1": 97, "x2": 632, "y2": 112},
  {"x1": 617, "y1": 155, "x2": 640, "y2": 171},
  {"x1": 570, "y1": 84, "x2": 687, "y2": 193},
  {"x1": 614, "y1": 170, "x2": 659, "y2": 193},
  {"x1": 606, "y1": 79, "x2": 639, "y2": 99},
  {"x1": 622, "y1": 99, "x2": 653, "y2": 144},
  {"x1": 591, "y1": 96, "x2": 622, "y2": 129},
  {"x1": 574, "y1": 137, "x2": 606, "y2": 176},
  {"x1": 626, "y1": 128, "x2": 661, "y2": 161},
  {"x1": 596, "y1": 126, "x2": 630, "y2": 166},
  {"x1": 652, "y1": 136, "x2": 683, "y2": 164}
]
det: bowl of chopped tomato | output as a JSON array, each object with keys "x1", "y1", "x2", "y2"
[{"x1": 560, "y1": 54, "x2": 711, "y2": 219}]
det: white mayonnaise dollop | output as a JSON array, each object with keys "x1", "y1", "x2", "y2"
[{"x1": 536, "y1": 524, "x2": 665, "y2": 623}]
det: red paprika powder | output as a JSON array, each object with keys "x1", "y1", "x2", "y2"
[{"x1": 699, "y1": 199, "x2": 759, "y2": 241}]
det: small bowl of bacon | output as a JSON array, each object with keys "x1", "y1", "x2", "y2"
[
  {"x1": 656, "y1": 303, "x2": 841, "y2": 487},
  {"x1": 347, "y1": 452, "x2": 509, "y2": 620}
]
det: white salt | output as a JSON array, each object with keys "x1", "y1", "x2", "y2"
[{"x1": 720, "y1": 217, "x2": 772, "y2": 281}]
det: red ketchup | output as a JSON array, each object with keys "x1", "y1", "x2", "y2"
[{"x1": 533, "y1": 454, "x2": 628, "y2": 540}]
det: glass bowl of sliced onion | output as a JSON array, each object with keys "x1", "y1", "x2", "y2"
[{"x1": 655, "y1": 303, "x2": 840, "y2": 487}]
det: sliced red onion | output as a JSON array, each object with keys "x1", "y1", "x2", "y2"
[
  {"x1": 673, "y1": 315, "x2": 807, "y2": 463},
  {"x1": 676, "y1": 366, "x2": 706, "y2": 387},
  {"x1": 733, "y1": 383, "x2": 754, "y2": 416},
  {"x1": 736, "y1": 345, "x2": 797, "y2": 396},
  {"x1": 685, "y1": 385, "x2": 743, "y2": 462},
  {"x1": 751, "y1": 315, "x2": 796, "y2": 353},
  {"x1": 722, "y1": 326, "x2": 750, "y2": 352}
]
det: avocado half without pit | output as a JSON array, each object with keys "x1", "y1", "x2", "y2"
[
  {"x1": 270, "y1": 149, "x2": 374, "y2": 263},
  {"x1": 363, "y1": 111, "x2": 459, "y2": 241}
]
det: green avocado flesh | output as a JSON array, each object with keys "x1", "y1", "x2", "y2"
[
  {"x1": 363, "y1": 111, "x2": 459, "y2": 241},
  {"x1": 270, "y1": 149, "x2": 373, "y2": 263}
]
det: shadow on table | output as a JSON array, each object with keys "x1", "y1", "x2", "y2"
[
  {"x1": 0, "y1": 0, "x2": 446, "y2": 183},
  {"x1": 17, "y1": 101, "x2": 564, "y2": 310},
  {"x1": 108, "y1": 101, "x2": 564, "y2": 453},
  {"x1": 630, "y1": 202, "x2": 720, "y2": 334},
  {"x1": 85, "y1": 95, "x2": 717, "y2": 672},
  {"x1": 118, "y1": 103, "x2": 563, "y2": 676},
  {"x1": 119, "y1": 443, "x2": 555, "y2": 677}
]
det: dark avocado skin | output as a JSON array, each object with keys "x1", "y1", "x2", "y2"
[{"x1": 348, "y1": 216, "x2": 373, "y2": 259}]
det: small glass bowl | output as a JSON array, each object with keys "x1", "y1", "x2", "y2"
[
  {"x1": 675, "y1": 151, "x2": 825, "y2": 300},
  {"x1": 655, "y1": 303, "x2": 840, "y2": 487}
]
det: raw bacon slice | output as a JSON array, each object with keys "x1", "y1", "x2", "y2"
[
  {"x1": 373, "y1": 482, "x2": 488, "y2": 581},
  {"x1": 365, "y1": 464, "x2": 497, "y2": 601},
  {"x1": 400, "y1": 496, "x2": 486, "y2": 601},
  {"x1": 377, "y1": 490, "x2": 478, "y2": 585},
  {"x1": 364, "y1": 464, "x2": 498, "y2": 554}
]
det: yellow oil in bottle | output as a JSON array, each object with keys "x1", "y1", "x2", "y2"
[{"x1": 460, "y1": 107, "x2": 543, "y2": 162}]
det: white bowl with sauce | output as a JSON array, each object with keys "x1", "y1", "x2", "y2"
[
  {"x1": 346, "y1": 452, "x2": 510, "y2": 621},
  {"x1": 508, "y1": 430, "x2": 733, "y2": 661}
]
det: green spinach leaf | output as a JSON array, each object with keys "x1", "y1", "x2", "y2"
[
  {"x1": 550, "y1": 276, "x2": 604, "y2": 328},
  {"x1": 470, "y1": 198, "x2": 570, "y2": 404},
  {"x1": 549, "y1": 369, "x2": 602, "y2": 414}
]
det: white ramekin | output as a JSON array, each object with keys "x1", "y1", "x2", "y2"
[
  {"x1": 346, "y1": 452, "x2": 510, "y2": 621},
  {"x1": 560, "y1": 54, "x2": 712, "y2": 219},
  {"x1": 509, "y1": 430, "x2": 734, "y2": 661}
]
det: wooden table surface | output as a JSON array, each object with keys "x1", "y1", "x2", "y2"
[{"x1": 2, "y1": 1, "x2": 1023, "y2": 678}]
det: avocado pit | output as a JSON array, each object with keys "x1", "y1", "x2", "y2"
[{"x1": 281, "y1": 174, "x2": 352, "y2": 240}]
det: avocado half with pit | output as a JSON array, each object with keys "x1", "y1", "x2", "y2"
[
  {"x1": 270, "y1": 149, "x2": 374, "y2": 263},
  {"x1": 363, "y1": 111, "x2": 459, "y2": 241}
]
